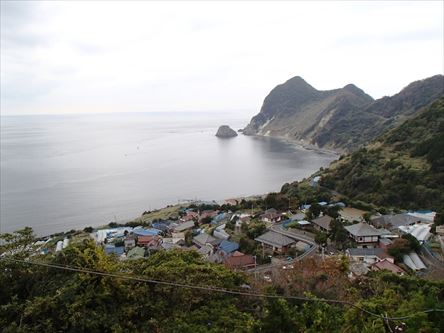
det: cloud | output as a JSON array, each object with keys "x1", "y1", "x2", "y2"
[{"x1": 1, "y1": 1, "x2": 443, "y2": 115}]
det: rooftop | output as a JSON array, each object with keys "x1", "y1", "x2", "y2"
[
  {"x1": 224, "y1": 252, "x2": 255, "y2": 269},
  {"x1": 312, "y1": 215, "x2": 333, "y2": 231},
  {"x1": 346, "y1": 247, "x2": 389, "y2": 259},
  {"x1": 345, "y1": 222, "x2": 384, "y2": 237},
  {"x1": 174, "y1": 221, "x2": 195, "y2": 232},
  {"x1": 193, "y1": 233, "x2": 218, "y2": 247},
  {"x1": 371, "y1": 259, "x2": 404, "y2": 274},
  {"x1": 255, "y1": 231, "x2": 295, "y2": 248},
  {"x1": 218, "y1": 240, "x2": 239, "y2": 254},
  {"x1": 371, "y1": 214, "x2": 425, "y2": 229}
]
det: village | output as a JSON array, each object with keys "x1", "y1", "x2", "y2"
[{"x1": 43, "y1": 187, "x2": 444, "y2": 282}]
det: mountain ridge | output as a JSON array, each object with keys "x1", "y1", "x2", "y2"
[{"x1": 244, "y1": 75, "x2": 444, "y2": 152}]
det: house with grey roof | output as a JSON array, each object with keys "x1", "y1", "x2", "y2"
[
  {"x1": 261, "y1": 208, "x2": 283, "y2": 223},
  {"x1": 344, "y1": 222, "x2": 384, "y2": 248},
  {"x1": 174, "y1": 220, "x2": 195, "y2": 233},
  {"x1": 312, "y1": 215, "x2": 333, "y2": 233},
  {"x1": 255, "y1": 230, "x2": 296, "y2": 254},
  {"x1": 346, "y1": 247, "x2": 393, "y2": 264},
  {"x1": 192, "y1": 233, "x2": 220, "y2": 248},
  {"x1": 371, "y1": 214, "x2": 425, "y2": 230}
]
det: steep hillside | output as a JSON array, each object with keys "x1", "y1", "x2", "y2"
[
  {"x1": 243, "y1": 76, "x2": 374, "y2": 151},
  {"x1": 244, "y1": 75, "x2": 444, "y2": 152},
  {"x1": 320, "y1": 98, "x2": 444, "y2": 211}
]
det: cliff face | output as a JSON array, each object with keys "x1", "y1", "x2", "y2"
[{"x1": 243, "y1": 75, "x2": 444, "y2": 152}]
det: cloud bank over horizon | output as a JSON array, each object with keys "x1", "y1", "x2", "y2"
[{"x1": 1, "y1": 1, "x2": 443, "y2": 116}]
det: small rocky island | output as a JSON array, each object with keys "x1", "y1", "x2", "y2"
[{"x1": 215, "y1": 125, "x2": 238, "y2": 138}]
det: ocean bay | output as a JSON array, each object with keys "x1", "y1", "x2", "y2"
[{"x1": 0, "y1": 112, "x2": 337, "y2": 235}]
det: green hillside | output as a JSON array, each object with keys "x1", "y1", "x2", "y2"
[{"x1": 320, "y1": 97, "x2": 444, "y2": 211}]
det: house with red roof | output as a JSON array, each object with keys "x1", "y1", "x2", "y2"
[
  {"x1": 370, "y1": 259, "x2": 405, "y2": 275},
  {"x1": 223, "y1": 251, "x2": 256, "y2": 270}
]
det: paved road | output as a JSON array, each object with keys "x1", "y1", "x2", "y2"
[{"x1": 247, "y1": 223, "x2": 318, "y2": 273}]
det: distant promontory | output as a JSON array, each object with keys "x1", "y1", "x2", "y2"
[{"x1": 216, "y1": 125, "x2": 238, "y2": 138}]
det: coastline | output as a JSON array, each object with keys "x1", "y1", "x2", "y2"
[{"x1": 242, "y1": 132, "x2": 342, "y2": 156}]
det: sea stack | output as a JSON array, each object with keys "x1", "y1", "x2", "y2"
[{"x1": 215, "y1": 125, "x2": 238, "y2": 138}]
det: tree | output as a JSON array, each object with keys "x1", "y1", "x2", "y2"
[
  {"x1": 309, "y1": 203, "x2": 322, "y2": 219},
  {"x1": 246, "y1": 222, "x2": 266, "y2": 239},
  {"x1": 387, "y1": 238, "x2": 411, "y2": 262},
  {"x1": 184, "y1": 230, "x2": 193, "y2": 246},
  {"x1": 314, "y1": 232, "x2": 328, "y2": 246},
  {"x1": 329, "y1": 219, "x2": 348, "y2": 249}
]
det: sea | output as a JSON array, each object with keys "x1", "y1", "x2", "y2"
[{"x1": 0, "y1": 112, "x2": 337, "y2": 236}]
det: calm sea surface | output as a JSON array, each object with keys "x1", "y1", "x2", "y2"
[{"x1": 1, "y1": 112, "x2": 337, "y2": 236}]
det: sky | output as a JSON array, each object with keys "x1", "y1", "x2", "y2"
[{"x1": 1, "y1": 1, "x2": 443, "y2": 116}]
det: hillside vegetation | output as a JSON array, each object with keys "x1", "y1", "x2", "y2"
[{"x1": 320, "y1": 98, "x2": 444, "y2": 211}]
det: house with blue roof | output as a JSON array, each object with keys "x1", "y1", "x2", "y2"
[
  {"x1": 104, "y1": 244, "x2": 125, "y2": 256},
  {"x1": 133, "y1": 228, "x2": 161, "y2": 236},
  {"x1": 218, "y1": 240, "x2": 239, "y2": 256},
  {"x1": 211, "y1": 212, "x2": 227, "y2": 225},
  {"x1": 151, "y1": 222, "x2": 170, "y2": 232}
]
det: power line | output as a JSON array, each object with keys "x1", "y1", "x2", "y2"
[{"x1": 3, "y1": 257, "x2": 443, "y2": 321}]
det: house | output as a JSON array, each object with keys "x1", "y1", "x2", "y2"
[
  {"x1": 137, "y1": 235, "x2": 162, "y2": 248},
  {"x1": 174, "y1": 220, "x2": 195, "y2": 232},
  {"x1": 398, "y1": 223, "x2": 431, "y2": 243},
  {"x1": 213, "y1": 224, "x2": 230, "y2": 240},
  {"x1": 197, "y1": 244, "x2": 214, "y2": 259},
  {"x1": 124, "y1": 236, "x2": 136, "y2": 251},
  {"x1": 224, "y1": 251, "x2": 256, "y2": 270},
  {"x1": 312, "y1": 215, "x2": 333, "y2": 233},
  {"x1": 151, "y1": 222, "x2": 171, "y2": 232},
  {"x1": 161, "y1": 241, "x2": 182, "y2": 250},
  {"x1": 340, "y1": 207, "x2": 366, "y2": 222},
  {"x1": 403, "y1": 252, "x2": 427, "y2": 271},
  {"x1": 344, "y1": 222, "x2": 385, "y2": 248},
  {"x1": 298, "y1": 220, "x2": 311, "y2": 227},
  {"x1": 180, "y1": 211, "x2": 198, "y2": 222},
  {"x1": 371, "y1": 214, "x2": 424, "y2": 230},
  {"x1": 346, "y1": 248, "x2": 393, "y2": 265},
  {"x1": 133, "y1": 228, "x2": 161, "y2": 236},
  {"x1": 193, "y1": 233, "x2": 220, "y2": 248},
  {"x1": 371, "y1": 259, "x2": 404, "y2": 275},
  {"x1": 255, "y1": 230, "x2": 296, "y2": 254},
  {"x1": 200, "y1": 210, "x2": 219, "y2": 221},
  {"x1": 211, "y1": 212, "x2": 230, "y2": 225},
  {"x1": 104, "y1": 244, "x2": 125, "y2": 256},
  {"x1": 218, "y1": 240, "x2": 239, "y2": 256},
  {"x1": 261, "y1": 208, "x2": 282, "y2": 223}
]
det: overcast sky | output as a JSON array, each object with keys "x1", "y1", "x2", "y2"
[{"x1": 1, "y1": 1, "x2": 443, "y2": 116}]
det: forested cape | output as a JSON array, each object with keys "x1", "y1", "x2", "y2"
[
  {"x1": 320, "y1": 98, "x2": 444, "y2": 212},
  {"x1": 1, "y1": 229, "x2": 443, "y2": 332}
]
